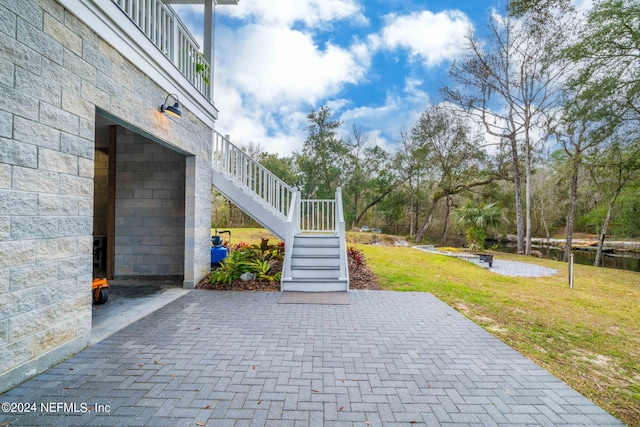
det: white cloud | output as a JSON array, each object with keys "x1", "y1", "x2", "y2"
[
  {"x1": 219, "y1": 25, "x2": 367, "y2": 105},
  {"x1": 217, "y1": 0, "x2": 367, "y2": 28},
  {"x1": 337, "y1": 77, "x2": 431, "y2": 150},
  {"x1": 375, "y1": 10, "x2": 473, "y2": 68}
]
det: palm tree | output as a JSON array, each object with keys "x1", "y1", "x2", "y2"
[{"x1": 451, "y1": 201, "x2": 504, "y2": 251}]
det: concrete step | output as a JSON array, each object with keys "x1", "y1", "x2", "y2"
[{"x1": 281, "y1": 278, "x2": 348, "y2": 292}]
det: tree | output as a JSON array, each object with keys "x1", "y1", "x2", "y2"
[
  {"x1": 294, "y1": 106, "x2": 349, "y2": 198},
  {"x1": 452, "y1": 201, "x2": 504, "y2": 251},
  {"x1": 442, "y1": 11, "x2": 567, "y2": 254},
  {"x1": 586, "y1": 135, "x2": 640, "y2": 266},
  {"x1": 565, "y1": 0, "x2": 640, "y2": 136},
  {"x1": 410, "y1": 106, "x2": 497, "y2": 243}
]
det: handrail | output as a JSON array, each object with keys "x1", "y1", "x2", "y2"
[
  {"x1": 282, "y1": 189, "x2": 300, "y2": 282},
  {"x1": 212, "y1": 131, "x2": 295, "y2": 220},
  {"x1": 112, "y1": 0, "x2": 211, "y2": 100},
  {"x1": 335, "y1": 187, "x2": 348, "y2": 282}
]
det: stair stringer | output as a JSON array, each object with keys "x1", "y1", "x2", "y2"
[{"x1": 211, "y1": 168, "x2": 286, "y2": 239}]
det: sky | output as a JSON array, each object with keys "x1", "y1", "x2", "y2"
[{"x1": 172, "y1": 0, "x2": 593, "y2": 156}]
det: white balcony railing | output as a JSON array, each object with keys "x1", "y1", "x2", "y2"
[
  {"x1": 212, "y1": 132, "x2": 295, "y2": 220},
  {"x1": 112, "y1": 0, "x2": 211, "y2": 100}
]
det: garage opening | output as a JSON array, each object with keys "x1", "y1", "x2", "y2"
[{"x1": 92, "y1": 113, "x2": 188, "y2": 340}]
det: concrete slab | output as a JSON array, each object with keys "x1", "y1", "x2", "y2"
[
  {"x1": 90, "y1": 279, "x2": 190, "y2": 345},
  {"x1": 0, "y1": 291, "x2": 623, "y2": 426}
]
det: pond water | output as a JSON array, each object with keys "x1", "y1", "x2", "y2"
[{"x1": 488, "y1": 241, "x2": 640, "y2": 273}]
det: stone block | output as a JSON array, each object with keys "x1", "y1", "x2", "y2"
[
  {"x1": 58, "y1": 216, "x2": 91, "y2": 237},
  {"x1": 82, "y1": 43, "x2": 111, "y2": 76},
  {"x1": 42, "y1": 56, "x2": 81, "y2": 96},
  {"x1": 39, "y1": 101, "x2": 79, "y2": 134},
  {"x1": 33, "y1": 320, "x2": 77, "y2": 356},
  {"x1": 81, "y1": 81, "x2": 110, "y2": 110},
  {"x1": 78, "y1": 156, "x2": 93, "y2": 178},
  {"x1": 0, "y1": 190, "x2": 38, "y2": 215},
  {"x1": 111, "y1": 65, "x2": 135, "y2": 91},
  {"x1": 9, "y1": 305, "x2": 58, "y2": 342},
  {"x1": 12, "y1": 166, "x2": 59, "y2": 193},
  {"x1": 0, "y1": 164, "x2": 10, "y2": 188},
  {"x1": 17, "y1": 18, "x2": 63, "y2": 65},
  {"x1": 78, "y1": 235, "x2": 93, "y2": 255},
  {"x1": 1, "y1": 337, "x2": 33, "y2": 368},
  {"x1": 0, "y1": 216, "x2": 8, "y2": 239},
  {"x1": 0, "y1": 268, "x2": 8, "y2": 293},
  {"x1": 61, "y1": 133, "x2": 93, "y2": 159},
  {"x1": 5, "y1": 0, "x2": 42, "y2": 30},
  {"x1": 59, "y1": 174, "x2": 92, "y2": 196},
  {"x1": 0, "y1": 3, "x2": 17, "y2": 38},
  {"x1": 60, "y1": 253, "x2": 91, "y2": 275},
  {"x1": 36, "y1": 237, "x2": 77, "y2": 261},
  {"x1": 44, "y1": 13, "x2": 82, "y2": 55},
  {"x1": 62, "y1": 90, "x2": 94, "y2": 121},
  {"x1": 0, "y1": 57, "x2": 12, "y2": 91},
  {"x1": 0, "y1": 30, "x2": 43, "y2": 77},
  {"x1": 37, "y1": 193, "x2": 77, "y2": 216},
  {"x1": 38, "y1": 148, "x2": 78, "y2": 175},
  {"x1": 0, "y1": 288, "x2": 35, "y2": 322},
  {"x1": 13, "y1": 116, "x2": 61, "y2": 150},
  {"x1": 4, "y1": 87, "x2": 39, "y2": 121},
  {"x1": 0, "y1": 240, "x2": 36, "y2": 268},
  {"x1": 0, "y1": 137, "x2": 38, "y2": 168},
  {"x1": 0, "y1": 319, "x2": 7, "y2": 346},
  {"x1": 0, "y1": 110, "x2": 11, "y2": 138},
  {"x1": 9, "y1": 262, "x2": 57, "y2": 290},
  {"x1": 38, "y1": 0, "x2": 65, "y2": 22},
  {"x1": 11, "y1": 216, "x2": 59, "y2": 239},
  {"x1": 15, "y1": 66, "x2": 62, "y2": 106},
  {"x1": 62, "y1": 9, "x2": 99, "y2": 48},
  {"x1": 77, "y1": 196, "x2": 92, "y2": 216},
  {"x1": 78, "y1": 118, "x2": 95, "y2": 141}
]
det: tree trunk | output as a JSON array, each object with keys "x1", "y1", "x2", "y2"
[
  {"x1": 563, "y1": 155, "x2": 580, "y2": 262},
  {"x1": 509, "y1": 135, "x2": 525, "y2": 253},
  {"x1": 525, "y1": 140, "x2": 532, "y2": 255},
  {"x1": 594, "y1": 189, "x2": 620, "y2": 267},
  {"x1": 414, "y1": 207, "x2": 435, "y2": 243},
  {"x1": 440, "y1": 195, "x2": 453, "y2": 245}
]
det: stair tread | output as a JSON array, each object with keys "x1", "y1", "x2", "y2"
[{"x1": 282, "y1": 278, "x2": 348, "y2": 282}]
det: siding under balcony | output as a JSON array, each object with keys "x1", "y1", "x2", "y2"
[
  {"x1": 57, "y1": 0, "x2": 218, "y2": 126},
  {"x1": 112, "y1": 0, "x2": 211, "y2": 101}
]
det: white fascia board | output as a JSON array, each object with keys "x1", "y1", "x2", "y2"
[{"x1": 57, "y1": 0, "x2": 218, "y2": 127}]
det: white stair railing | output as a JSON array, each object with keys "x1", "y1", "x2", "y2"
[
  {"x1": 212, "y1": 132, "x2": 295, "y2": 221},
  {"x1": 335, "y1": 187, "x2": 348, "y2": 282},
  {"x1": 300, "y1": 199, "x2": 337, "y2": 233},
  {"x1": 112, "y1": 0, "x2": 211, "y2": 99}
]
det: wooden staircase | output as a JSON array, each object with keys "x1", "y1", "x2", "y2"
[{"x1": 211, "y1": 132, "x2": 349, "y2": 292}]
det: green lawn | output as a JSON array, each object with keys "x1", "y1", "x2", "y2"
[{"x1": 216, "y1": 228, "x2": 640, "y2": 426}]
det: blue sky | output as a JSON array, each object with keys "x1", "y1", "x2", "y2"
[{"x1": 173, "y1": 0, "x2": 592, "y2": 155}]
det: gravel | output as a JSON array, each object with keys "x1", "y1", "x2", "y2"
[{"x1": 489, "y1": 259, "x2": 558, "y2": 277}]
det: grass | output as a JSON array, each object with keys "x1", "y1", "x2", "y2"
[{"x1": 215, "y1": 228, "x2": 640, "y2": 426}]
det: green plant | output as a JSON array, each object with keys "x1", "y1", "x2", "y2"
[
  {"x1": 211, "y1": 250, "x2": 254, "y2": 284},
  {"x1": 452, "y1": 201, "x2": 503, "y2": 251}
]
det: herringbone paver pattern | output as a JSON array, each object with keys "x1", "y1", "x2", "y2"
[{"x1": 0, "y1": 291, "x2": 623, "y2": 426}]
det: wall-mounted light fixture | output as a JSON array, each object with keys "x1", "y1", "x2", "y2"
[{"x1": 160, "y1": 93, "x2": 182, "y2": 118}]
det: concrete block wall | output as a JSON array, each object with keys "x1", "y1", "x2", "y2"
[
  {"x1": 0, "y1": 0, "x2": 214, "y2": 391},
  {"x1": 114, "y1": 128, "x2": 186, "y2": 278}
]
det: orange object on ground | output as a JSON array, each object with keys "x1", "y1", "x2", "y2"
[{"x1": 92, "y1": 278, "x2": 109, "y2": 304}]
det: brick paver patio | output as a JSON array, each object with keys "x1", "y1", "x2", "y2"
[{"x1": 0, "y1": 290, "x2": 623, "y2": 426}]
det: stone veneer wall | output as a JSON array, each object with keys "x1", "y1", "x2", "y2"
[
  {"x1": 114, "y1": 129, "x2": 186, "y2": 278},
  {"x1": 0, "y1": 0, "x2": 213, "y2": 391}
]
